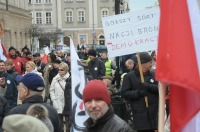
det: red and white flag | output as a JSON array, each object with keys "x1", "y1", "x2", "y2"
[{"x1": 156, "y1": 0, "x2": 200, "y2": 132}]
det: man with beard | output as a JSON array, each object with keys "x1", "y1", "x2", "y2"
[
  {"x1": 121, "y1": 52, "x2": 158, "y2": 132},
  {"x1": 83, "y1": 80, "x2": 132, "y2": 132},
  {"x1": 7, "y1": 46, "x2": 24, "y2": 75}
]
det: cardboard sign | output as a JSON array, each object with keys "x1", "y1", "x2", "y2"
[{"x1": 102, "y1": 7, "x2": 160, "y2": 57}]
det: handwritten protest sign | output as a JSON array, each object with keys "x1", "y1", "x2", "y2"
[{"x1": 102, "y1": 7, "x2": 160, "y2": 57}]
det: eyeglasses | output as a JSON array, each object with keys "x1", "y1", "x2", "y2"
[{"x1": 58, "y1": 69, "x2": 64, "y2": 71}]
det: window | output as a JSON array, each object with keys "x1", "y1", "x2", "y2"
[
  {"x1": 45, "y1": 0, "x2": 51, "y2": 3},
  {"x1": 66, "y1": 10, "x2": 73, "y2": 22},
  {"x1": 35, "y1": 0, "x2": 42, "y2": 4},
  {"x1": 77, "y1": 10, "x2": 85, "y2": 22},
  {"x1": 36, "y1": 12, "x2": 42, "y2": 24},
  {"x1": 101, "y1": 8, "x2": 109, "y2": 17},
  {"x1": 28, "y1": 0, "x2": 32, "y2": 4},
  {"x1": 46, "y1": 12, "x2": 52, "y2": 24}
]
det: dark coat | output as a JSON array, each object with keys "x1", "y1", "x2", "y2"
[
  {"x1": 7, "y1": 68, "x2": 19, "y2": 85},
  {"x1": 4, "y1": 73, "x2": 18, "y2": 108},
  {"x1": 49, "y1": 68, "x2": 58, "y2": 84},
  {"x1": 83, "y1": 106, "x2": 133, "y2": 132},
  {"x1": 0, "y1": 96, "x2": 10, "y2": 129},
  {"x1": 88, "y1": 58, "x2": 105, "y2": 80},
  {"x1": 8, "y1": 95, "x2": 62, "y2": 132},
  {"x1": 121, "y1": 69, "x2": 158, "y2": 130}
]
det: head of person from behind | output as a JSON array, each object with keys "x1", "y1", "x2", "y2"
[
  {"x1": 58, "y1": 62, "x2": 69, "y2": 77},
  {"x1": 2, "y1": 114, "x2": 49, "y2": 132},
  {"x1": 15, "y1": 73, "x2": 44, "y2": 101},
  {"x1": 48, "y1": 53, "x2": 56, "y2": 63},
  {"x1": 52, "y1": 59, "x2": 61, "y2": 70},
  {"x1": 83, "y1": 80, "x2": 111, "y2": 121},
  {"x1": 88, "y1": 49, "x2": 96, "y2": 60}
]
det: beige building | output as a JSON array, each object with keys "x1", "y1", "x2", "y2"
[
  {"x1": 61, "y1": 0, "x2": 115, "y2": 46},
  {"x1": 27, "y1": 0, "x2": 120, "y2": 51},
  {"x1": 0, "y1": 0, "x2": 31, "y2": 51},
  {"x1": 27, "y1": 0, "x2": 132, "y2": 52}
]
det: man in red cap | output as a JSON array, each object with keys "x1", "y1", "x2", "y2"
[{"x1": 83, "y1": 80, "x2": 132, "y2": 132}]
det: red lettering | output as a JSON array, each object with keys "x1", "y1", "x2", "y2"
[{"x1": 140, "y1": 39, "x2": 144, "y2": 43}]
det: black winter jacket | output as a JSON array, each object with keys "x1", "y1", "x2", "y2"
[
  {"x1": 83, "y1": 106, "x2": 133, "y2": 132},
  {"x1": 121, "y1": 69, "x2": 158, "y2": 130},
  {"x1": 8, "y1": 95, "x2": 62, "y2": 132},
  {"x1": 4, "y1": 73, "x2": 18, "y2": 108},
  {"x1": 88, "y1": 58, "x2": 105, "y2": 80},
  {"x1": 0, "y1": 96, "x2": 10, "y2": 129}
]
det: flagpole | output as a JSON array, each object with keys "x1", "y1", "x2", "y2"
[
  {"x1": 158, "y1": 82, "x2": 166, "y2": 132},
  {"x1": 136, "y1": 52, "x2": 148, "y2": 107}
]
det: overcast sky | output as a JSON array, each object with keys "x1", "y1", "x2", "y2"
[{"x1": 129, "y1": 0, "x2": 158, "y2": 11}]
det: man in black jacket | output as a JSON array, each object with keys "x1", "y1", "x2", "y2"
[
  {"x1": 8, "y1": 73, "x2": 62, "y2": 132},
  {"x1": 83, "y1": 80, "x2": 132, "y2": 132},
  {"x1": 0, "y1": 60, "x2": 18, "y2": 108},
  {"x1": 87, "y1": 49, "x2": 105, "y2": 80},
  {"x1": 121, "y1": 52, "x2": 158, "y2": 132}
]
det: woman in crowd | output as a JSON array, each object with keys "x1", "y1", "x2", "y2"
[{"x1": 50, "y1": 62, "x2": 70, "y2": 132}]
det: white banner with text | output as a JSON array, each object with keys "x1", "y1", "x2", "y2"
[{"x1": 102, "y1": 7, "x2": 160, "y2": 57}]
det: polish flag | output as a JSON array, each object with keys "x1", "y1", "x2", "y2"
[
  {"x1": 41, "y1": 53, "x2": 48, "y2": 64},
  {"x1": 156, "y1": 0, "x2": 200, "y2": 132}
]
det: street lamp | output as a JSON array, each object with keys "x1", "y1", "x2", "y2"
[
  {"x1": 54, "y1": 28, "x2": 63, "y2": 51},
  {"x1": 92, "y1": 0, "x2": 96, "y2": 47},
  {"x1": 120, "y1": 1, "x2": 130, "y2": 13}
]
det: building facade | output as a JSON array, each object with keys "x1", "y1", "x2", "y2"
[
  {"x1": 28, "y1": 0, "x2": 119, "y2": 51},
  {"x1": 0, "y1": 0, "x2": 31, "y2": 51},
  {"x1": 61, "y1": 0, "x2": 115, "y2": 46}
]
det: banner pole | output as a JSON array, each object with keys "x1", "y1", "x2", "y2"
[
  {"x1": 158, "y1": 82, "x2": 166, "y2": 132},
  {"x1": 136, "y1": 52, "x2": 148, "y2": 107}
]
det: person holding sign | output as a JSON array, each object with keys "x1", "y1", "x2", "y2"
[{"x1": 121, "y1": 52, "x2": 158, "y2": 132}]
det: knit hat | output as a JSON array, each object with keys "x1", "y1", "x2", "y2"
[
  {"x1": 83, "y1": 80, "x2": 111, "y2": 105},
  {"x1": 139, "y1": 52, "x2": 152, "y2": 64},
  {"x1": 15, "y1": 73, "x2": 44, "y2": 92},
  {"x1": 27, "y1": 104, "x2": 54, "y2": 132},
  {"x1": 8, "y1": 46, "x2": 16, "y2": 51},
  {"x1": 88, "y1": 49, "x2": 96, "y2": 57},
  {"x1": 25, "y1": 51, "x2": 32, "y2": 56},
  {"x1": 101, "y1": 75, "x2": 113, "y2": 81},
  {"x1": 33, "y1": 53, "x2": 40, "y2": 57},
  {"x1": 2, "y1": 114, "x2": 49, "y2": 132}
]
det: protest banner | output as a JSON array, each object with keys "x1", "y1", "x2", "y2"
[
  {"x1": 102, "y1": 7, "x2": 160, "y2": 57},
  {"x1": 71, "y1": 38, "x2": 88, "y2": 131}
]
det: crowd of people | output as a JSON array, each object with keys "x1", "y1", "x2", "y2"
[{"x1": 0, "y1": 44, "x2": 169, "y2": 132}]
